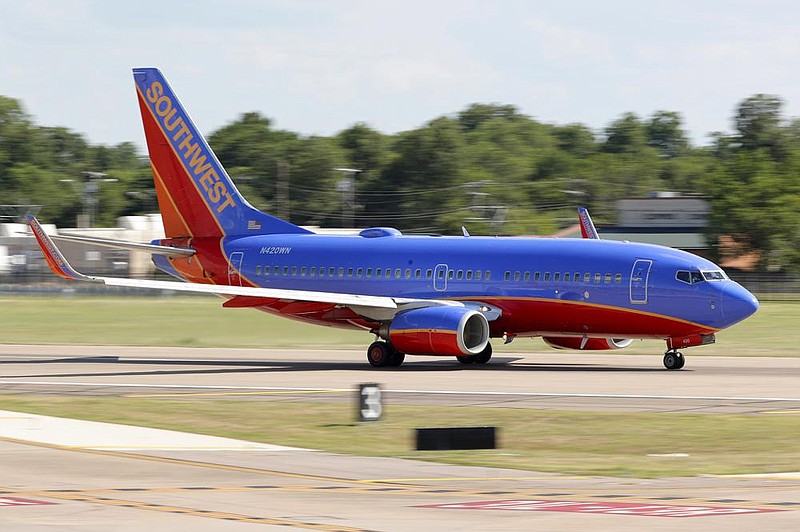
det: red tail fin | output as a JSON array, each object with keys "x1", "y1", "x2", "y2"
[{"x1": 133, "y1": 68, "x2": 311, "y2": 238}]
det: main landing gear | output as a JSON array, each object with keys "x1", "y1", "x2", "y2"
[
  {"x1": 663, "y1": 350, "x2": 685, "y2": 370},
  {"x1": 367, "y1": 341, "x2": 405, "y2": 368},
  {"x1": 365, "y1": 342, "x2": 494, "y2": 368}
]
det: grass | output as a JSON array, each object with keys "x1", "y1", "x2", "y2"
[
  {"x1": 0, "y1": 394, "x2": 798, "y2": 478},
  {"x1": 0, "y1": 295, "x2": 366, "y2": 348},
  {"x1": 0, "y1": 295, "x2": 797, "y2": 356}
]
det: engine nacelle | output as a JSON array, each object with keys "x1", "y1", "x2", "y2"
[
  {"x1": 381, "y1": 306, "x2": 490, "y2": 356},
  {"x1": 543, "y1": 336, "x2": 633, "y2": 350}
]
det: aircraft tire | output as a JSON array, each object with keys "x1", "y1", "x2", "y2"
[
  {"x1": 367, "y1": 341, "x2": 392, "y2": 368},
  {"x1": 387, "y1": 348, "x2": 405, "y2": 367},
  {"x1": 474, "y1": 343, "x2": 493, "y2": 364},
  {"x1": 663, "y1": 351, "x2": 684, "y2": 370}
]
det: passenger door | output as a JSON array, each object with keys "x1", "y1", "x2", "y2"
[
  {"x1": 630, "y1": 259, "x2": 652, "y2": 304},
  {"x1": 228, "y1": 251, "x2": 245, "y2": 287}
]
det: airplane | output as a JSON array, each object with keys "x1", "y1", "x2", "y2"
[{"x1": 27, "y1": 67, "x2": 760, "y2": 370}]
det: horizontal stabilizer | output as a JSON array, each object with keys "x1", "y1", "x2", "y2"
[{"x1": 51, "y1": 233, "x2": 195, "y2": 257}]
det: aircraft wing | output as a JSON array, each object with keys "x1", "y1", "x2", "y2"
[{"x1": 26, "y1": 215, "x2": 460, "y2": 312}]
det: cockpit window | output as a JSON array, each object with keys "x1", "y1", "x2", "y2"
[
  {"x1": 676, "y1": 270, "x2": 705, "y2": 284},
  {"x1": 701, "y1": 270, "x2": 727, "y2": 281}
]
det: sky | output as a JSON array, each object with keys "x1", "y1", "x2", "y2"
[{"x1": 1, "y1": 0, "x2": 799, "y2": 151}]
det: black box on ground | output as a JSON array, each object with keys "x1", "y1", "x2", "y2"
[{"x1": 416, "y1": 426, "x2": 497, "y2": 450}]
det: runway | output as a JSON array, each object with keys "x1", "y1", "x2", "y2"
[
  {"x1": 3, "y1": 344, "x2": 800, "y2": 414},
  {"x1": 1, "y1": 344, "x2": 799, "y2": 530}
]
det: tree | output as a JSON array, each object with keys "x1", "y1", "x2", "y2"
[
  {"x1": 734, "y1": 94, "x2": 788, "y2": 159},
  {"x1": 602, "y1": 112, "x2": 648, "y2": 154},
  {"x1": 457, "y1": 103, "x2": 522, "y2": 132},
  {"x1": 646, "y1": 111, "x2": 689, "y2": 157},
  {"x1": 552, "y1": 124, "x2": 597, "y2": 158}
]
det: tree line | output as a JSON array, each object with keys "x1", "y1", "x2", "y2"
[{"x1": 1, "y1": 93, "x2": 798, "y2": 272}]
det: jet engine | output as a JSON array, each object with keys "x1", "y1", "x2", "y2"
[
  {"x1": 543, "y1": 336, "x2": 633, "y2": 350},
  {"x1": 379, "y1": 306, "x2": 490, "y2": 356}
]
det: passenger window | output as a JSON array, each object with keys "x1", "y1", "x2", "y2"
[
  {"x1": 375, "y1": 268, "x2": 382, "y2": 277},
  {"x1": 404, "y1": 269, "x2": 411, "y2": 279},
  {"x1": 366, "y1": 268, "x2": 372, "y2": 278},
  {"x1": 475, "y1": 270, "x2": 482, "y2": 280},
  {"x1": 544, "y1": 272, "x2": 550, "y2": 282},
  {"x1": 318, "y1": 267, "x2": 324, "y2": 278},
  {"x1": 574, "y1": 272, "x2": 580, "y2": 282},
  {"x1": 448, "y1": 270, "x2": 455, "y2": 280},
  {"x1": 256, "y1": 265, "x2": 261, "y2": 275},
  {"x1": 524, "y1": 271, "x2": 530, "y2": 282},
  {"x1": 357, "y1": 268, "x2": 363, "y2": 278},
  {"x1": 534, "y1": 272, "x2": 541, "y2": 282},
  {"x1": 485, "y1": 271, "x2": 491, "y2": 280},
  {"x1": 283, "y1": 266, "x2": 289, "y2": 276},
  {"x1": 504, "y1": 271, "x2": 511, "y2": 281},
  {"x1": 604, "y1": 273, "x2": 611, "y2": 284},
  {"x1": 437, "y1": 269, "x2": 445, "y2": 279},
  {"x1": 395, "y1": 269, "x2": 402, "y2": 279},
  {"x1": 329, "y1": 267, "x2": 335, "y2": 277},
  {"x1": 415, "y1": 269, "x2": 422, "y2": 279},
  {"x1": 426, "y1": 269, "x2": 433, "y2": 279},
  {"x1": 275, "y1": 266, "x2": 281, "y2": 276},
  {"x1": 615, "y1": 273, "x2": 622, "y2": 284},
  {"x1": 347, "y1": 268, "x2": 354, "y2": 277},
  {"x1": 466, "y1": 270, "x2": 473, "y2": 280},
  {"x1": 338, "y1": 267, "x2": 344, "y2": 278},
  {"x1": 309, "y1": 267, "x2": 316, "y2": 277},
  {"x1": 457, "y1": 270, "x2": 464, "y2": 280},
  {"x1": 554, "y1": 272, "x2": 561, "y2": 282},
  {"x1": 583, "y1": 273, "x2": 590, "y2": 283},
  {"x1": 594, "y1": 273, "x2": 601, "y2": 283},
  {"x1": 300, "y1": 266, "x2": 307, "y2": 277}
]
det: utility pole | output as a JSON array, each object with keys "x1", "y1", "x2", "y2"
[
  {"x1": 59, "y1": 171, "x2": 117, "y2": 228},
  {"x1": 334, "y1": 168, "x2": 361, "y2": 228},
  {"x1": 276, "y1": 162, "x2": 290, "y2": 221}
]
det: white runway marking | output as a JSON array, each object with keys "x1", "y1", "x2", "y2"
[{"x1": 2, "y1": 380, "x2": 800, "y2": 402}]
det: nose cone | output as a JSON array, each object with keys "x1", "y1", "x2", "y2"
[{"x1": 721, "y1": 282, "x2": 759, "y2": 327}]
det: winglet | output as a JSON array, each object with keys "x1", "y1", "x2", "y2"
[
  {"x1": 26, "y1": 215, "x2": 93, "y2": 281},
  {"x1": 578, "y1": 207, "x2": 600, "y2": 239}
]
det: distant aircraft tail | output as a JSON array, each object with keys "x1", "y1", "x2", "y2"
[
  {"x1": 132, "y1": 68, "x2": 311, "y2": 238},
  {"x1": 578, "y1": 206, "x2": 600, "y2": 239}
]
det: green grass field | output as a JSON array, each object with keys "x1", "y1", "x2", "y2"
[
  {"x1": 0, "y1": 394, "x2": 798, "y2": 478},
  {"x1": 0, "y1": 295, "x2": 797, "y2": 356}
]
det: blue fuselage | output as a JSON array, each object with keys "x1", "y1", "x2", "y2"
[{"x1": 161, "y1": 232, "x2": 759, "y2": 339}]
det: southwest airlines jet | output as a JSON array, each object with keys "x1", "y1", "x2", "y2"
[{"x1": 27, "y1": 68, "x2": 759, "y2": 370}]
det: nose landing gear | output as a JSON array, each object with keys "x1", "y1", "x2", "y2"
[{"x1": 663, "y1": 350, "x2": 685, "y2": 370}]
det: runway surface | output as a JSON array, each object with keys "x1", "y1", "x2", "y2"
[
  {"x1": 1, "y1": 344, "x2": 799, "y2": 530},
  {"x1": 3, "y1": 344, "x2": 800, "y2": 413}
]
